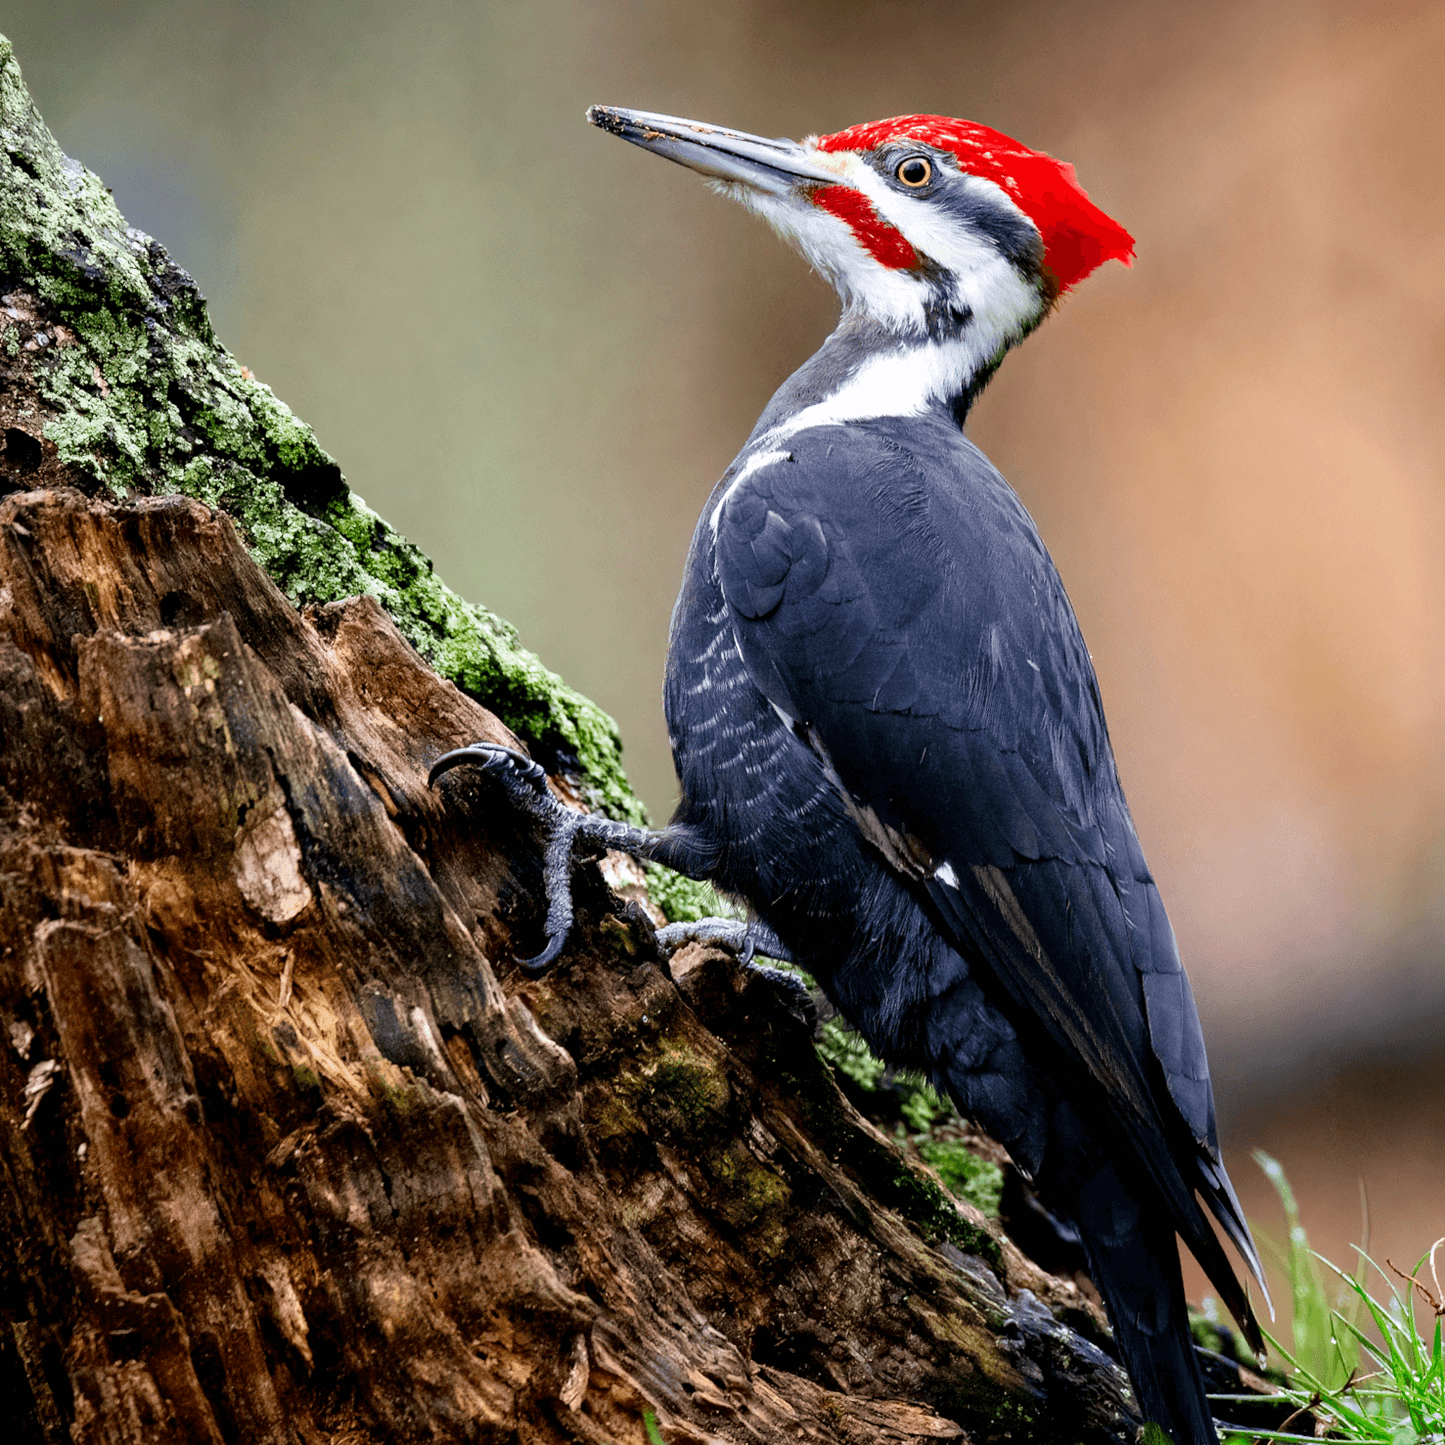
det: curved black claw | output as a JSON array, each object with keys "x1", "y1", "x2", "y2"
[
  {"x1": 516, "y1": 929, "x2": 568, "y2": 976},
  {"x1": 428, "y1": 740, "x2": 549, "y2": 796},
  {"x1": 429, "y1": 740, "x2": 582, "y2": 973}
]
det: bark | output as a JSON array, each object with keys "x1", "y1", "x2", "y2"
[{"x1": 0, "y1": 30, "x2": 1285, "y2": 1445}]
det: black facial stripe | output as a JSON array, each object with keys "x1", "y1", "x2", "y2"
[
  {"x1": 913, "y1": 255, "x2": 973, "y2": 340},
  {"x1": 862, "y1": 145, "x2": 1046, "y2": 280},
  {"x1": 927, "y1": 181, "x2": 1043, "y2": 275}
]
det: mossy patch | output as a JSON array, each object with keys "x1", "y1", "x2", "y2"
[
  {"x1": 813, "y1": 1014, "x2": 1005, "y2": 1234},
  {"x1": 635, "y1": 1046, "x2": 730, "y2": 1142},
  {"x1": 917, "y1": 1140, "x2": 1004, "y2": 1218},
  {"x1": 700, "y1": 1138, "x2": 792, "y2": 1252},
  {"x1": 749, "y1": 1005, "x2": 1002, "y2": 1265},
  {"x1": 817, "y1": 1017, "x2": 888, "y2": 1093},
  {"x1": 586, "y1": 1085, "x2": 648, "y2": 1147},
  {"x1": 0, "y1": 33, "x2": 660, "y2": 833},
  {"x1": 1188, "y1": 1309, "x2": 1260, "y2": 1373},
  {"x1": 606, "y1": 1034, "x2": 793, "y2": 1251},
  {"x1": 640, "y1": 862, "x2": 734, "y2": 927},
  {"x1": 876, "y1": 1158, "x2": 1000, "y2": 1264}
]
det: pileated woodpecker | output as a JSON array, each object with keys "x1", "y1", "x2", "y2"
[{"x1": 433, "y1": 107, "x2": 1266, "y2": 1444}]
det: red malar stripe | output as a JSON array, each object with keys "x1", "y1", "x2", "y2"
[{"x1": 812, "y1": 186, "x2": 918, "y2": 270}]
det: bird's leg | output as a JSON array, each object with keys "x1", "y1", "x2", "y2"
[{"x1": 429, "y1": 741, "x2": 794, "y2": 975}]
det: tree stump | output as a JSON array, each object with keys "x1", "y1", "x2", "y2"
[{"x1": 0, "y1": 31, "x2": 1283, "y2": 1445}]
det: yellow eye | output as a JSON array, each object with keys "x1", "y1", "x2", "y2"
[{"x1": 896, "y1": 156, "x2": 932, "y2": 187}]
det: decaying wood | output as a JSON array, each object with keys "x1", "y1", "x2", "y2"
[{"x1": 0, "y1": 485, "x2": 1156, "y2": 1444}]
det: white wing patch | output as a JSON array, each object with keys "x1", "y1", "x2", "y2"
[{"x1": 710, "y1": 447, "x2": 792, "y2": 539}]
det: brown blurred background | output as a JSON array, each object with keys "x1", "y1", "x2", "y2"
[{"x1": 8, "y1": 0, "x2": 1442, "y2": 1314}]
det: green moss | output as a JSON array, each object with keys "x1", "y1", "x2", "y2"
[
  {"x1": 898, "y1": 1078, "x2": 951, "y2": 1135},
  {"x1": 773, "y1": 1028, "x2": 1000, "y2": 1262},
  {"x1": 0, "y1": 33, "x2": 643, "y2": 823},
  {"x1": 817, "y1": 1018, "x2": 888, "y2": 1092},
  {"x1": 1188, "y1": 1307, "x2": 1268, "y2": 1375},
  {"x1": 894, "y1": 1079, "x2": 1005, "y2": 1216},
  {"x1": 589, "y1": 1089, "x2": 648, "y2": 1147},
  {"x1": 881, "y1": 1160, "x2": 999, "y2": 1263},
  {"x1": 703, "y1": 1138, "x2": 792, "y2": 1251},
  {"x1": 917, "y1": 1140, "x2": 1003, "y2": 1218},
  {"x1": 604, "y1": 1034, "x2": 793, "y2": 1250},
  {"x1": 370, "y1": 1067, "x2": 422, "y2": 1116},
  {"x1": 640, "y1": 863, "x2": 736, "y2": 925},
  {"x1": 811, "y1": 1018, "x2": 1003, "y2": 1254},
  {"x1": 638, "y1": 1048, "x2": 730, "y2": 1142}
]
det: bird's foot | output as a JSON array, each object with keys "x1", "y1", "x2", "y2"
[
  {"x1": 429, "y1": 743, "x2": 796, "y2": 991},
  {"x1": 655, "y1": 918, "x2": 813, "y2": 1021},
  {"x1": 429, "y1": 739, "x2": 553, "y2": 816},
  {"x1": 429, "y1": 741, "x2": 598, "y2": 974},
  {"x1": 655, "y1": 917, "x2": 780, "y2": 966}
]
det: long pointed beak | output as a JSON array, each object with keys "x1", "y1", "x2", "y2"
[{"x1": 587, "y1": 106, "x2": 841, "y2": 198}]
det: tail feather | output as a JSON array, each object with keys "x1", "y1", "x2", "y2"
[
  {"x1": 1081, "y1": 1209, "x2": 1219, "y2": 1445},
  {"x1": 1100, "y1": 1091, "x2": 1267, "y2": 1357},
  {"x1": 1171, "y1": 1166, "x2": 1266, "y2": 1360},
  {"x1": 1197, "y1": 1154, "x2": 1273, "y2": 1327}
]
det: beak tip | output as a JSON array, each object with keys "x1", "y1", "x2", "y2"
[{"x1": 587, "y1": 105, "x2": 622, "y2": 134}]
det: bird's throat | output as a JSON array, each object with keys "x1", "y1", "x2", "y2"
[{"x1": 749, "y1": 316, "x2": 1010, "y2": 444}]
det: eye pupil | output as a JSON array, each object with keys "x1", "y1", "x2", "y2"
[{"x1": 897, "y1": 156, "x2": 932, "y2": 187}]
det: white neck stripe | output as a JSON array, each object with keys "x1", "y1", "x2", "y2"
[{"x1": 759, "y1": 339, "x2": 980, "y2": 446}]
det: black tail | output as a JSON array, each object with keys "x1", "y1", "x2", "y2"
[{"x1": 1081, "y1": 1208, "x2": 1218, "y2": 1445}]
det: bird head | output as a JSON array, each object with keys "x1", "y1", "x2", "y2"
[{"x1": 588, "y1": 106, "x2": 1133, "y2": 354}]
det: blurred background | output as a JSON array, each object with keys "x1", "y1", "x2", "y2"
[{"x1": 7, "y1": 0, "x2": 1441, "y2": 1307}]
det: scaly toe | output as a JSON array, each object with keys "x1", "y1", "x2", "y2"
[
  {"x1": 430, "y1": 741, "x2": 582, "y2": 972},
  {"x1": 655, "y1": 917, "x2": 753, "y2": 961}
]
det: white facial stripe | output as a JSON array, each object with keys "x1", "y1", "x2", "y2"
[
  {"x1": 706, "y1": 141, "x2": 1048, "y2": 420},
  {"x1": 853, "y1": 168, "x2": 1006, "y2": 277},
  {"x1": 720, "y1": 179, "x2": 931, "y2": 333},
  {"x1": 850, "y1": 166, "x2": 1041, "y2": 353}
]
